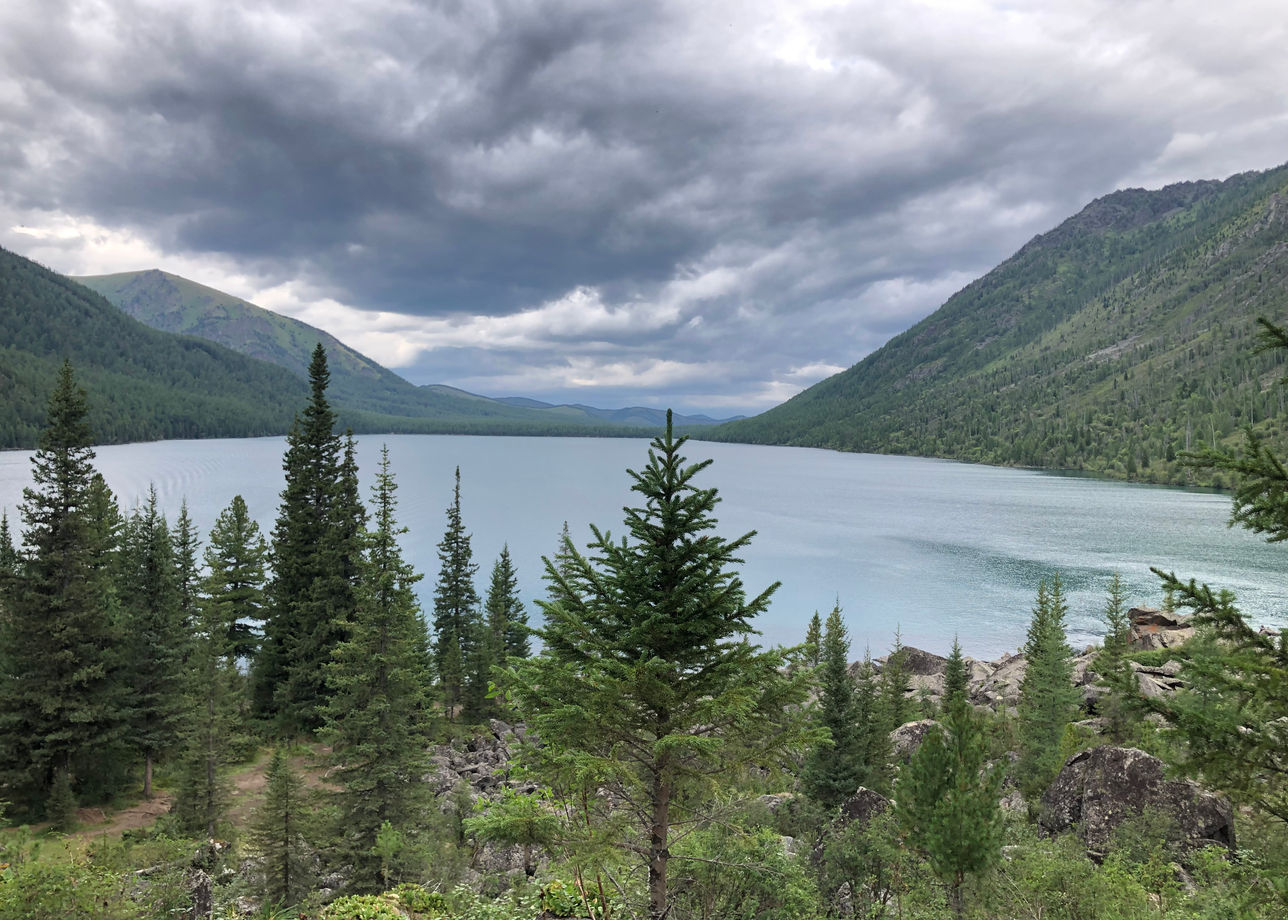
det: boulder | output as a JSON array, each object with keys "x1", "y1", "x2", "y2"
[
  {"x1": 837, "y1": 787, "x2": 890, "y2": 828},
  {"x1": 972, "y1": 652, "x2": 1026, "y2": 709},
  {"x1": 1129, "y1": 608, "x2": 1194, "y2": 651},
  {"x1": 1038, "y1": 746, "x2": 1234, "y2": 859},
  {"x1": 898, "y1": 646, "x2": 948, "y2": 676},
  {"x1": 890, "y1": 719, "x2": 939, "y2": 762}
]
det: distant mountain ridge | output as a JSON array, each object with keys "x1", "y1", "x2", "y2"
[
  {"x1": 75, "y1": 270, "x2": 727, "y2": 432},
  {"x1": 710, "y1": 163, "x2": 1288, "y2": 485}
]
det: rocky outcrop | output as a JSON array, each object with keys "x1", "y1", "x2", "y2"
[
  {"x1": 890, "y1": 719, "x2": 939, "y2": 762},
  {"x1": 1129, "y1": 607, "x2": 1194, "y2": 650},
  {"x1": 1038, "y1": 746, "x2": 1234, "y2": 859},
  {"x1": 425, "y1": 720, "x2": 532, "y2": 798}
]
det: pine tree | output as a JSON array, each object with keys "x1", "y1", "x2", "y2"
[
  {"x1": 487, "y1": 544, "x2": 530, "y2": 660},
  {"x1": 0, "y1": 363, "x2": 123, "y2": 814},
  {"x1": 894, "y1": 692, "x2": 1004, "y2": 919},
  {"x1": 1097, "y1": 572, "x2": 1139, "y2": 742},
  {"x1": 172, "y1": 501, "x2": 202, "y2": 634},
  {"x1": 803, "y1": 611, "x2": 823, "y2": 668},
  {"x1": 510, "y1": 413, "x2": 816, "y2": 920},
  {"x1": 0, "y1": 512, "x2": 17, "y2": 577},
  {"x1": 248, "y1": 748, "x2": 315, "y2": 908},
  {"x1": 432, "y1": 466, "x2": 481, "y2": 721},
  {"x1": 173, "y1": 495, "x2": 266, "y2": 837},
  {"x1": 256, "y1": 345, "x2": 363, "y2": 732},
  {"x1": 1015, "y1": 575, "x2": 1079, "y2": 799},
  {"x1": 943, "y1": 636, "x2": 968, "y2": 707},
  {"x1": 803, "y1": 605, "x2": 866, "y2": 809},
  {"x1": 323, "y1": 447, "x2": 433, "y2": 892},
  {"x1": 120, "y1": 487, "x2": 187, "y2": 798}
]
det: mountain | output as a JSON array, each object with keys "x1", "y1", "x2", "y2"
[
  {"x1": 493, "y1": 396, "x2": 740, "y2": 428},
  {"x1": 0, "y1": 245, "x2": 309, "y2": 447},
  {"x1": 75, "y1": 269, "x2": 718, "y2": 433},
  {"x1": 709, "y1": 164, "x2": 1288, "y2": 486}
]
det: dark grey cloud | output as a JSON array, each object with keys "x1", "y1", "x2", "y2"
[{"x1": 2, "y1": 0, "x2": 1286, "y2": 414}]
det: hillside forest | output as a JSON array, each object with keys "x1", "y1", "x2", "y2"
[{"x1": 1, "y1": 340, "x2": 1288, "y2": 920}]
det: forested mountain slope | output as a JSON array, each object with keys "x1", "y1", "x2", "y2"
[
  {"x1": 76, "y1": 270, "x2": 723, "y2": 431},
  {"x1": 0, "y1": 246, "x2": 306, "y2": 447},
  {"x1": 710, "y1": 164, "x2": 1288, "y2": 484}
]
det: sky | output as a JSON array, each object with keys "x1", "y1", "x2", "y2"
[{"x1": 2, "y1": 1, "x2": 1286, "y2": 417}]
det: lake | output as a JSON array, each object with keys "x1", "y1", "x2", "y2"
[{"x1": 0, "y1": 435, "x2": 1283, "y2": 660}]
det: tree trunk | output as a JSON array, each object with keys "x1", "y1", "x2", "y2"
[
  {"x1": 144, "y1": 754, "x2": 154, "y2": 799},
  {"x1": 649, "y1": 765, "x2": 671, "y2": 920}
]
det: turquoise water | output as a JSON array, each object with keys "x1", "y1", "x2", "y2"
[{"x1": 0, "y1": 435, "x2": 1282, "y2": 659}]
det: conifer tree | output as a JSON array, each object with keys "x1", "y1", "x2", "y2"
[
  {"x1": 174, "y1": 495, "x2": 266, "y2": 836},
  {"x1": 248, "y1": 748, "x2": 315, "y2": 908},
  {"x1": 803, "y1": 605, "x2": 866, "y2": 809},
  {"x1": 432, "y1": 466, "x2": 481, "y2": 721},
  {"x1": 256, "y1": 345, "x2": 363, "y2": 732},
  {"x1": 943, "y1": 636, "x2": 968, "y2": 706},
  {"x1": 324, "y1": 447, "x2": 433, "y2": 892},
  {"x1": 1015, "y1": 575, "x2": 1079, "y2": 798},
  {"x1": 487, "y1": 544, "x2": 530, "y2": 661},
  {"x1": 172, "y1": 501, "x2": 202, "y2": 633},
  {"x1": 1096, "y1": 572, "x2": 1139, "y2": 742},
  {"x1": 0, "y1": 512, "x2": 17, "y2": 577},
  {"x1": 0, "y1": 363, "x2": 122, "y2": 814},
  {"x1": 120, "y1": 487, "x2": 187, "y2": 798},
  {"x1": 510, "y1": 413, "x2": 816, "y2": 920},
  {"x1": 803, "y1": 611, "x2": 823, "y2": 668},
  {"x1": 894, "y1": 689, "x2": 1003, "y2": 919}
]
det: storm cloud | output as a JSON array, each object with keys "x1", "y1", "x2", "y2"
[{"x1": 3, "y1": 0, "x2": 1286, "y2": 414}]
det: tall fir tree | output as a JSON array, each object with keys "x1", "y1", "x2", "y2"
[
  {"x1": 803, "y1": 605, "x2": 866, "y2": 809},
  {"x1": 894, "y1": 688, "x2": 1004, "y2": 920},
  {"x1": 943, "y1": 636, "x2": 969, "y2": 707},
  {"x1": 487, "y1": 544, "x2": 530, "y2": 661},
  {"x1": 1096, "y1": 572, "x2": 1139, "y2": 742},
  {"x1": 248, "y1": 748, "x2": 315, "y2": 908},
  {"x1": 120, "y1": 487, "x2": 187, "y2": 798},
  {"x1": 0, "y1": 362, "x2": 123, "y2": 814},
  {"x1": 432, "y1": 466, "x2": 481, "y2": 721},
  {"x1": 510, "y1": 413, "x2": 816, "y2": 920},
  {"x1": 1015, "y1": 575, "x2": 1079, "y2": 798},
  {"x1": 324, "y1": 447, "x2": 433, "y2": 892},
  {"x1": 174, "y1": 495, "x2": 266, "y2": 836},
  {"x1": 256, "y1": 345, "x2": 363, "y2": 733},
  {"x1": 803, "y1": 611, "x2": 823, "y2": 668},
  {"x1": 172, "y1": 501, "x2": 203, "y2": 635},
  {"x1": 0, "y1": 512, "x2": 17, "y2": 578}
]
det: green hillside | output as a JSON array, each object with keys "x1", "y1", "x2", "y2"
[
  {"x1": 0, "y1": 246, "x2": 307, "y2": 447},
  {"x1": 74, "y1": 270, "x2": 716, "y2": 433},
  {"x1": 710, "y1": 164, "x2": 1288, "y2": 485}
]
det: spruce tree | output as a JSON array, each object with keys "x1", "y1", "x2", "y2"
[
  {"x1": 894, "y1": 691, "x2": 1003, "y2": 919},
  {"x1": 248, "y1": 747, "x2": 315, "y2": 908},
  {"x1": 172, "y1": 501, "x2": 202, "y2": 634},
  {"x1": 120, "y1": 487, "x2": 187, "y2": 798},
  {"x1": 0, "y1": 363, "x2": 122, "y2": 814},
  {"x1": 803, "y1": 605, "x2": 866, "y2": 809},
  {"x1": 174, "y1": 495, "x2": 266, "y2": 836},
  {"x1": 1097, "y1": 572, "x2": 1139, "y2": 742},
  {"x1": 943, "y1": 636, "x2": 968, "y2": 706},
  {"x1": 256, "y1": 345, "x2": 363, "y2": 732},
  {"x1": 803, "y1": 611, "x2": 823, "y2": 668},
  {"x1": 323, "y1": 447, "x2": 433, "y2": 892},
  {"x1": 1015, "y1": 576, "x2": 1079, "y2": 798},
  {"x1": 432, "y1": 466, "x2": 481, "y2": 721},
  {"x1": 510, "y1": 413, "x2": 816, "y2": 920},
  {"x1": 0, "y1": 512, "x2": 17, "y2": 577},
  {"x1": 487, "y1": 544, "x2": 530, "y2": 661}
]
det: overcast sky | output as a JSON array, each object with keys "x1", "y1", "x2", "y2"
[{"x1": 3, "y1": 0, "x2": 1286, "y2": 416}]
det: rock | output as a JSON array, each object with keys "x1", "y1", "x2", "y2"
[
  {"x1": 1129, "y1": 608, "x2": 1195, "y2": 651},
  {"x1": 972, "y1": 652, "x2": 1026, "y2": 708},
  {"x1": 998, "y1": 789, "x2": 1027, "y2": 814},
  {"x1": 757, "y1": 792, "x2": 797, "y2": 815},
  {"x1": 836, "y1": 787, "x2": 890, "y2": 828},
  {"x1": 890, "y1": 719, "x2": 939, "y2": 762},
  {"x1": 897, "y1": 646, "x2": 948, "y2": 676},
  {"x1": 1038, "y1": 746, "x2": 1235, "y2": 860}
]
